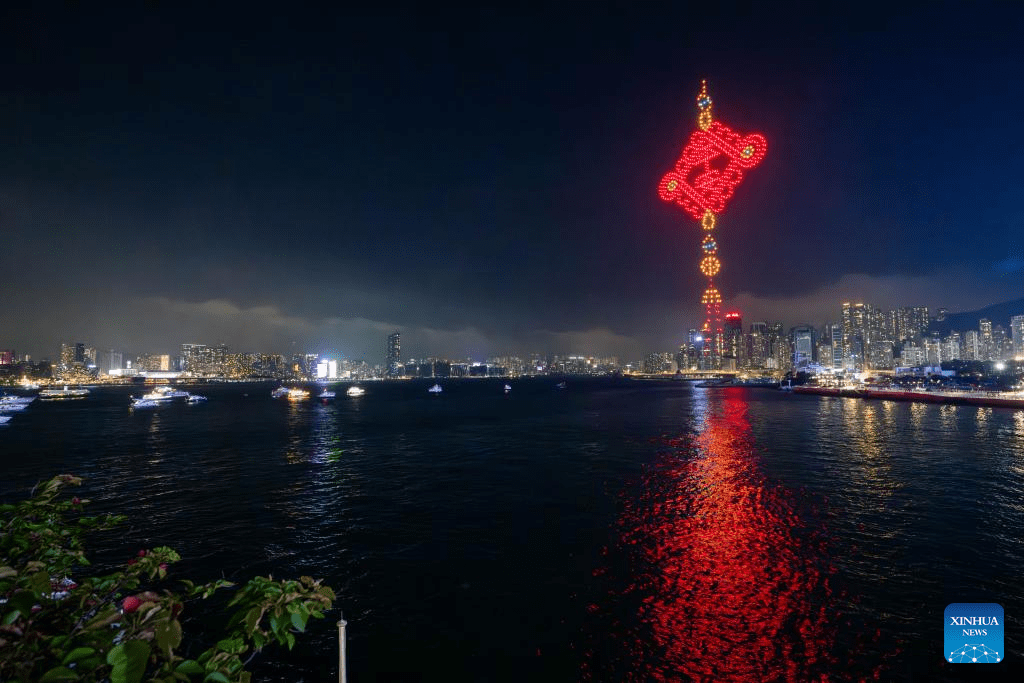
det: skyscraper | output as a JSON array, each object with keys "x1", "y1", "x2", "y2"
[
  {"x1": 841, "y1": 303, "x2": 868, "y2": 371},
  {"x1": 979, "y1": 319, "x2": 993, "y2": 361},
  {"x1": 723, "y1": 313, "x2": 743, "y2": 368},
  {"x1": 1012, "y1": 315, "x2": 1024, "y2": 360},
  {"x1": 791, "y1": 325, "x2": 815, "y2": 369},
  {"x1": 386, "y1": 331, "x2": 401, "y2": 378}
]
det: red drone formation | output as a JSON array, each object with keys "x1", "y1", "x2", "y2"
[{"x1": 658, "y1": 81, "x2": 767, "y2": 368}]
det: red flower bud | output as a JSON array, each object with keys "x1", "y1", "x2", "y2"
[
  {"x1": 127, "y1": 559, "x2": 137, "y2": 566},
  {"x1": 122, "y1": 596, "x2": 141, "y2": 613},
  {"x1": 137, "y1": 550, "x2": 147, "y2": 557},
  {"x1": 159, "y1": 563, "x2": 168, "y2": 571},
  {"x1": 71, "y1": 497, "x2": 81, "y2": 505}
]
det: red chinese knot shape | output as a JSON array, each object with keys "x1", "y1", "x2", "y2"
[{"x1": 658, "y1": 121, "x2": 767, "y2": 220}]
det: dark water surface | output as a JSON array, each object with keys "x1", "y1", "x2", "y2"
[{"x1": 2, "y1": 379, "x2": 1023, "y2": 681}]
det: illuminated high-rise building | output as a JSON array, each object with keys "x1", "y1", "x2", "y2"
[
  {"x1": 1012, "y1": 315, "x2": 1024, "y2": 360},
  {"x1": 748, "y1": 322, "x2": 767, "y2": 370},
  {"x1": 723, "y1": 313, "x2": 743, "y2": 369},
  {"x1": 979, "y1": 319, "x2": 993, "y2": 361},
  {"x1": 791, "y1": 325, "x2": 815, "y2": 370},
  {"x1": 386, "y1": 331, "x2": 402, "y2": 378},
  {"x1": 181, "y1": 344, "x2": 206, "y2": 374},
  {"x1": 841, "y1": 303, "x2": 871, "y2": 370},
  {"x1": 941, "y1": 333, "x2": 961, "y2": 362},
  {"x1": 60, "y1": 344, "x2": 74, "y2": 370},
  {"x1": 963, "y1": 331, "x2": 981, "y2": 361}
]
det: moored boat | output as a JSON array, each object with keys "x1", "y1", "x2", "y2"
[
  {"x1": 428, "y1": 384, "x2": 443, "y2": 394},
  {"x1": 345, "y1": 386, "x2": 365, "y2": 397}
]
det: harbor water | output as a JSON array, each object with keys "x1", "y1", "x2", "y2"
[{"x1": 1, "y1": 379, "x2": 1022, "y2": 681}]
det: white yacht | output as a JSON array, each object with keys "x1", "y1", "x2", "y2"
[
  {"x1": 141, "y1": 386, "x2": 190, "y2": 401},
  {"x1": 319, "y1": 389, "x2": 337, "y2": 399},
  {"x1": 345, "y1": 386, "x2": 365, "y2": 397},
  {"x1": 504, "y1": 384, "x2": 512, "y2": 393},
  {"x1": 0, "y1": 415, "x2": 11, "y2": 425},
  {"x1": 271, "y1": 387, "x2": 290, "y2": 398},
  {"x1": 186, "y1": 394, "x2": 208, "y2": 403},
  {"x1": 130, "y1": 397, "x2": 160, "y2": 409},
  {"x1": 428, "y1": 384, "x2": 443, "y2": 394}
]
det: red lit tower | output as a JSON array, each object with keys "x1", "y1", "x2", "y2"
[{"x1": 658, "y1": 81, "x2": 767, "y2": 369}]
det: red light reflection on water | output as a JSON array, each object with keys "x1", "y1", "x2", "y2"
[{"x1": 583, "y1": 392, "x2": 863, "y2": 681}]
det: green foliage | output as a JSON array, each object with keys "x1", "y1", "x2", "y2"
[{"x1": 0, "y1": 475, "x2": 335, "y2": 682}]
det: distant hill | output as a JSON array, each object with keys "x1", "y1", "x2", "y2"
[{"x1": 929, "y1": 297, "x2": 1024, "y2": 335}]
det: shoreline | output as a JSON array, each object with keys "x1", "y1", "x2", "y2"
[{"x1": 792, "y1": 385, "x2": 1024, "y2": 410}]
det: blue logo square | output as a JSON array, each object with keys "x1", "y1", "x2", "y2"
[{"x1": 945, "y1": 603, "x2": 1004, "y2": 663}]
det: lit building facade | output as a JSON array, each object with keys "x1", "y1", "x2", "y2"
[
  {"x1": 386, "y1": 331, "x2": 402, "y2": 378},
  {"x1": 1012, "y1": 315, "x2": 1024, "y2": 360}
]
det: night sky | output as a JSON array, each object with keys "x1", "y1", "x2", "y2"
[{"x1": 3, "y1": 3, "x2": 1024, "y2": 362}]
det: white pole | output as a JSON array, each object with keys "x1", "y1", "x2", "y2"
[{"x1": 337, "y1": 616, "x2": 348, "y2": 683}]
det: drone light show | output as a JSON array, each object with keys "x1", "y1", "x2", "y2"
[{"x1": 658, "y1": 81, "x2": 767, "y2": 367}]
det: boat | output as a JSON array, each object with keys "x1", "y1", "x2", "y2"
[
  {"x1": 0, "y1": 393, "x2": 35, "y2": 403},
  {"x1": 504, "y1": 384, "x2": 511, "y2": 393},
  {"x1": 287, "y1": 388, "x2": 310, "y2": 401},
  {"x1": 140, "y1": 386, "x2": 189, "y2": 401},
  {"x1": 130, "y1": 397, "x2": 161, "y2": 409},
  {"x1": 0, "y1": 415, "x2": 11, "y2": 425},
  {"x1": 0, "y1": 402, "x2": 28, "y2": 412},
  {"x1": 186, "y1": 394, "x2": 208, "y2": 403},
  {"x1": 271, "y1": 387, "x2": 290, "y2": 398},
  {"x1": 780, "y1": 380, "x2": 794, "y2": 392},
  {"x1": 345, "y1": 386, "x2": 365, "y2": 397},
  {"x1": 319, "y1": 389, "x2": 336, "y2": 400},
  {"x1": 556, "y1": 381, "x2": 567, "y2": 389},
  {"x1": 428, "y1": 384, "x2": 443, "y2": 394},
  {"x1": 38, "y1": 386, "x2": 90, "y2": 400}
]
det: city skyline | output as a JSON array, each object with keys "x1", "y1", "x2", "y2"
[
  {"x1": 3, "y1": 5, "x2": 1024, "y2": 361},
  {"x1": 4, "y1": 292, "x2": 1022, "y2": 375}
]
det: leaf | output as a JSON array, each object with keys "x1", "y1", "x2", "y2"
[
  {"x1": 289, "y1": 611, "x2": 307, "y2": 632},
  {"x1": 30, "y1": 569, "x2": 51, "y2": 594},
  {"x1": 62, "y1": 647, "x2": 97, "y2": 664},
  {"x1": 0, "y1": 566, "x2": 17, "y2": 579},
  {"x1": 39, "y1": 665, "x2": 80, "y2": 681},
  {"x1": 244, "y1": 607, "x2": 261, "y2": 635},
  {"x1": 8, "y1": 590, "x2": 36, "y2": 617},
  {"x1": 107, "y1": 640, "x2": 151, "y2": 683},
  {"x1": 203, "y1": 673, "x2": 230, "y2": 683},
  {"x1": 175, "y1": 660, "x2": 204, "y2": 675},
  {"x1": 155, "y1": 618, "x2": 183, "y2": 656}
]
